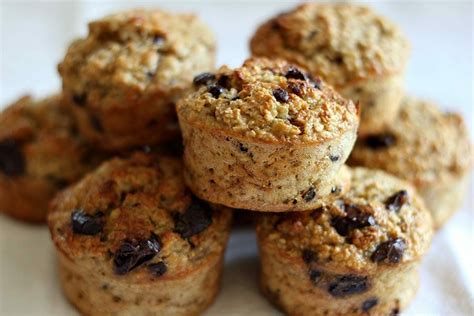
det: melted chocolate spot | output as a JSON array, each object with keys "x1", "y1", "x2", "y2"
[
  {"x1": 238, "y1": 143, "x2": 248, "y2": 153},
  {"x1": 71, "y1": 209, "x2": 104, "y2": 235},
  {"x1": 385, "y1": 190, "x2": 408, "y2": 212},
  {"x1": 193, "y1": 72, "x2": 216, "y2": 86},
  {"x1": 371, "y1": 238, "x2": 406, "y2": 264},
  {"x1": 364, "y1": 133, "x2": 396, "y2": 149},
  {"x1": 0, "y1": 139, "x2": 25, "y2": 176},
  {"x1": 302, "y1": 187, "x2": 316, "y2": 202},
  {"x1": 273, "y1": 88, "x2": 289, "y2": 103},
  {"x1": 217, "y1": 74, "x2": 231, "y2": 88},
  {"x1": 329, "y1": 154, "x2": 339, "y2": 162},
  {"x1": 309, "y1": 269, "x2": 322, "y2": 284},
  {"x1": 362, "y1": 297, "x2": 379, "y2": 312},
  {"x1": 285, "y1": 67, "x2": 306, "y2": 80},
  {"x1": 148, "y1": 261, "x2": 167, "y2": 277},
  {"x1": 328, "y1": 275, "x2": 369, "y2": 297},
  {"x1": 208, "y1": 85, "x2": 225, "y2": 98},
  {"x1": 332, "y1": 204, "x2": 375, "y2": 236},
  {"x1": 113, "y1": 234, "x2": 161, "y2": 275},
  {"x1": 174, "y1": 198, "x2": 212, "y2": 239}
]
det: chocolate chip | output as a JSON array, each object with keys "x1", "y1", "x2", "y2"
[
  {"x1": 331, "y1": 186, "x2": 341, "y2": 194},
  {"x1": 238, "y1": 143, "x2": 248, "y2": 152},
  {"x1": 273, "y1": 88, "x2": 289, "y2": 103},
  {"x1": 329, "y1": 155, "x2": 339, "y2": 162},
  {"x1": 72, "y1": 93, "x2": 87, "y2": 106},
  {"x1": 90, "y1": 115, "x2": 103, "y2": 132},
  {"x1": 371, "y1": 238, "x2": 406, "y2": 264},
  {"x1": 0, "y1": 139, "x2": 25, "y2": 176},
  {"x1": 193, "y1": 72, "x2": 216, "y2": 86},
  {"x1": 302, "y1": 249, "x2": 316, "y2": 264},
  {"x1": 217, "y1": 75, "x2": 230, "y2": 88},
  {"x1": 71, "y1": 209, "x2": 104, "y2": 235},
  {"x1": 285, "y1": 67, "x2": 306, "y2": 80},
  {"x1": 174, "y1": 197, "x2": 213, "y2": 239},
  {"x1": 288, "y1": 82, "x2": 304, "y2": 96},
  {"x1": 302, "y1": 187, "x2": 316, "y2": 202},
  {"x1": 113, "y1": 234, "x2": 161, "y2": 275},
  {"x1": 328, "y1": 275, "x2": 369, "y2": 297},
  {"x1": 332, "y1": 204, "x2": 375, "y2": 236},
  {"x1": 148, "y1": 261, "x2": 167, "y2": 277},
  {"x1": 390, "y1": 308, "x2": 400, "y2": 316},
  {"x1": 364, "y1": 133, "x2": 396, "y2": 149},
  {"x1": 208, "y1": 85, "x2": 224, "y2": 98},
  {"x1": 385, "y1": 190, "x2": 408, "y2": 212},
  {"x1": 153, "y1": 35, "x2": 164, "y2": 45},
  {"x1": 309, "y1": 269, "x2": 321, "y2": 284},
  {"x1": 362, "y1": 297, "x2": 379, "y2": 312}
]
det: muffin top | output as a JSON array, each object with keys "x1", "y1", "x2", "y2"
[
  {"x1": 177, "y1": 57, "x2": 358, "y2": 143},
  {"x1": 48, "y1": 153, "x2": 232, "y2": 282},
  {"x1": 0, "y1": 95, "x2": 99, "y2": 185},
  {"x1": 350, "y1": 97, "x2": 473, "y2": 186},
  {"x1": 250, "y1": 3, "x2": 410, "y2": 87},
  {"x1": 58, "y1": 9, "x2": 215, "y2": 107},
  {"x1": 257, "y1": 167, "x2": 433, "y2": 274}
]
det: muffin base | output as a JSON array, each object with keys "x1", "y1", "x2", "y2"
[
  {"x1": 341, "y1": 73, "x2": 404, "y2": 136},
  {"x1": 181, "y1": 123, "x2": 356, "y2": 212},
  {"x1": 58, "y1": 252, "x2": 223, "y2": 316}
]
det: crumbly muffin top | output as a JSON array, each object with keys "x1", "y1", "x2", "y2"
[
  {"x1": 58, "y1": 9, "x2": 215, "y2": 107},
  {"x1": 0, "y1": 95, "x2": 99, "y2": 184},
  {"x1": 257, "y1": 167, "x2": 433, "y2": 274},
  {"x1": 350, "y1": 97, "x2": 473, "y2": 185},
  {"x1": 48, "y1": 153, "x2": 231, "y2": 281},
  {"x1": 250, "y1": 3, "x2": 410, "y2": 87},
  {"x1": 177, "y1": 58, "x2": 358, "y2": 143}
]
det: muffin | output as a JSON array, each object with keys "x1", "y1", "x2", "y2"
[
  {"x1": 349, "y1": 97, "x2": 472, "y2": 229},
  {"x1": 176, "y1": 57, "x2": 359, "y2": 212},
  {"x1": 0, "y1": 95, "x2": 102, "y2": 223},
  {"x1": 58, "y1": 9, "x2": 216, "y2": 151},
  {"x1": 48, "y1": 152, "x2": 232, "y2": 316},
  {"x1": 257, "y1": 167, "x2": 433, "y2": 316},
  {"x1": 250, "y1": 3, "x2": 410, "y2": 135}
]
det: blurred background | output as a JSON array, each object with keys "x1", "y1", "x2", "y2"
[{"x1": 0, "y1": 1, "x2": 473, "y2": 315}]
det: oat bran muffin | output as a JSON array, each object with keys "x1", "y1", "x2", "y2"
[
  {"x1": 349, "y1": 97, "x2": 472, "y2": 229},
  {"x1": 257, "y1": 167, "x2": 433, "y2": 316},
  {"x1": 0, "y1": 95, "x2": 102, "y2": 223},
  {"x1": 58, "y1": 9, "x2": 216, "y2": 151},
  {"x1": 48, "y1": 152, "x2": 232, "y2": 316},
  {"x1": 250, "y1": 3, "x2": 410, "y2": 135},
  {"x1": 177, "y1": 58, "x2": 359, "y2": 212}
]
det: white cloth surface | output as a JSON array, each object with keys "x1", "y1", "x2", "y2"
[{"x1": 0, "y1": 1, "x2": 473, "y2": 315}]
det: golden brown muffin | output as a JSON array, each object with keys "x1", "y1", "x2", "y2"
[
  {"x1": 177, "y1": 57, "x2": 359, "y2": 212},
  {"x1": 250, "y1": 3, "x2": 410, "y2": 135},
  {"x1": 58, "y1": 9, "x2": 216, "y2": 151},
  {"x1": 257, "y1": 167, "x2": 433, "y2": 316},
  {"x1": 48, "y1": 152, "x2": 232, "y2": 316},
  {"x1": 349, "y1": 97, "x2": 472, "y2": 229},
  {"x1": 0, "y1": 95, "x2": 103, "y2": 223}
]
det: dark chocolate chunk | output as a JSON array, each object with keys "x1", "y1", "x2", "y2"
[
  {"x1": 148, "y1": 261, "x2": 167, "y2": 277},
  {"x1": 174, "y1": 197, "x2": 213, "y2": 239},
  {"x1": 364, "y1": 133, "x2": 396, "y2": 149},
  {"x1": 72, "y1": 93, "x2": 87, "y2": 106},
  {"x1": 328, "y1": 275, "x2": 369, "y2": 297},
  {"x1": 309, "y1": 269, "x2": 322, "y2": 284},
  {"x1": 302, "y1": 249, "x2": 316, "y2": 264},
  {"x1": 362, "y1": 297, "x2": 379, "y2": 312},
  {"x1": 238, "y1": 143, "x2": 248, "y2": 153},
  {"x1": 217, "y1": 74, "x2": 230, "y2": 88},
  {"x1": 332, "y1": 204, "x2": 375, "y2": 236},
  {"x1": 288, "y1": 82, "x2": 303, "y2": 96},
  {"x1": 302, "y1": 187, "x2": 316, "y2": 202},
  {"x1": 193, "y1": 72, "x2": 216, "y2": 86},
  {"x1": 113, "y1": 234, "x2": 161, "y2": 275},
  {"x1": 273, "y1": 88, "x2": 289, "y2": 103},
  {"x1": 329, "y1": 154, "x2": 339, "y2": 162},
  {"x1": 208, "y1": 85, "x2": 225, "y2": 98},
  {"x1": 71, "y1": 209, "x2": 104, "y2": 235},
  {"x1": 285, "y1": 67, "x2": 306, "y2": 80},
  {"x1": 0, "y1": 139, "x2": 25, "y2": 176},
  {"x1": 385, "y1": 190, "x2": 408, "y2": 212},
  {"x1": 371, "y1": 238, "x2": 406, "y2": 264}
]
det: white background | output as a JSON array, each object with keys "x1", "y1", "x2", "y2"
[{"x1": 0, "y1": 1, "x2": 473, "y2": 315}]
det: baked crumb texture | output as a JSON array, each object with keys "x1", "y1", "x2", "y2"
[
  {"x1": 349, "y1": 97, "x2": 473, "y2": 229},
  {"x1": 48, "y1": 153, "x2": 232, "y2": 316},
  {"x1": 59, "y1": 9, "x2": 216, "y2": 151},
  {"x1": 177, "y1": 57, "x2": 359, "y2": 211},
  {"x1": 250, "y1": 3, "x2": 410, "y2": 135},
  {"x1": 257, "y1": 167, "x2": 433, "y2": 315},
  {"x1": 0, "y1": 95, "x2": 102, "y2": 222}
]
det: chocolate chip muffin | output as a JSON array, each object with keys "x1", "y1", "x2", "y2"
[
  {"x1": 176, "y1": 58, "x2": 359, "y2": 212},
  {"x1": 48, "y1": 152, "x2": 232, "y2": 316},
  {"x1": 349, "y1": 97, "x2": 472, "y2": 229},
  {"x1": 250, "y1": 3, "x2": 410, "y2": 136},
  {"x1": 58, "y1": 9, "x2": 216, "y2": 151},
  {"x1": 0, "y1": 95, "x2": 103, "y2": 223},
  {"x1": 256, "y1": 167, "x2": 433, "y2": 316}
]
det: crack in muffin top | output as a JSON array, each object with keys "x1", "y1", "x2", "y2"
[
  {"x1": 350, "y1": 97, "x2": 473, "y2": 185},
  {"x1": 250, "y1": 3, "x2": 410, "y2": 87},
  {"x1": 257, "y1": 167, "x2": 433, "y2": 273},
  {"x1": 177, "y1": 57, "x2": 358, "y2": 143},
  {"x1": 58, "y1": 9, "x2": 215, "y2": 106},
  {"x1": 48, "y1": 153, "x2": 231, "y2": 281},
  {"x1": 0, "y1": 95, "x2": 100, "y2": 183}
]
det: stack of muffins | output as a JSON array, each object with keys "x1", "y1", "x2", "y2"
[{"x1": 0, "y1": 3, "x2": 471, "y2": 316}]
